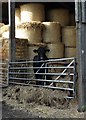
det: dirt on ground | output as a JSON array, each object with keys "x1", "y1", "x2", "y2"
[{"x1": 2, "y1": 85, "x2": 84, "y2": 118}]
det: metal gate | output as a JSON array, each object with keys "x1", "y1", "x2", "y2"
[
  {"x1": 8, "y1": 57, "x2": 77, "y2": 98},
  {"x1": 0, "y1": 62, "x2": 9, "y2": 87}
]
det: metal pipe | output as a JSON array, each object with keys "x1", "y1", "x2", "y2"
[
  {"x1": 9, "y1": 72, "x2": 74, "y2": 76},
  {"x1": 9, "y1": 66, "x2": 74, "y2": 70},
  {"x1": 9, "y1": 77, "x2": 74, "y2": 84},
  {"x1": 9, "y1": 57, "x2": 74, "y2": 64},
  {"x1": 9, "y1": 81, "x2": 74, "y2": 91}
]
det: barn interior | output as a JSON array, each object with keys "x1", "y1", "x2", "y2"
[
  {"x1": 1, "y1": 2, "x2": 76, "y2": 61},
  {"x1": 2, "y1": 2, "x2": 75, "y2": 24},
  {"x1": 1, "y1": 2, "x2": 86, "y2": 114},
  {"x1": 0, "y1": 1, "x2": 77, "y2": 100}
]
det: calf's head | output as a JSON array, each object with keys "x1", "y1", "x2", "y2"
[{"x1": 33, "y1": 46, "x2": 50, "y2": 59}]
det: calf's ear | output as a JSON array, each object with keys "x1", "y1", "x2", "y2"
[
  {"x1": 46, "y1": 49, "x2": 50, "y2": 52},
  {"x1": 33, "y1": 49, "x2": 38, "y2": 53}
]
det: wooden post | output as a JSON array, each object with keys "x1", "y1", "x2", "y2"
[
  {"x1": 9, "y1": 1, "x2": 16, "y2": 62},
  {"x1": 75, "y1": 0, "x2": 86, "y2": 112}
]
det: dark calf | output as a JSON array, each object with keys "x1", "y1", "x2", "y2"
[{"x1": 33, "y1": 46, "x2": 50, "y2": 85}]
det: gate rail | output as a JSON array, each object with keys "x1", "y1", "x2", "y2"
[{"x1": 8, "y1": 57, "x2": 77, "y2": 99}]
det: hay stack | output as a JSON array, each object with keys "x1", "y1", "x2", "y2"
[
  {"x1": 2, "y1": 39, "x2": 9, "y2": 61},
  {"x1": 0, "y1": 25, "x2": 9, "y2": 39},
  {"x1": 0, "y1": 23, "x2": 5, "y2": 36},
  {"x1": 65, "y1": 47, "x2": 76, "y2": 58},
  {"x1": 1, "y1": 38, "x2": 28, "y2": 61},
  {"x1": 15, "y1": 8, "x2": 20, "y2": 25},
  {"x1": 46, "y1": 43, "x2": 64, "y2": 58},
  {"x1": 0, "y1": 23, "x2": 5, "y2": 28},
  {"x1": 20, "y1": 3, "x2": 45, "y2": 22},
  {"x1": 48, "y1": 9, "x2": 70, "y2": 26},
  {"x1": 62, "y1": 26, "x2": 76, "y2": 47},
  {"x1": 42, "y1": 22, "x2": 61, "y2": 43},
  {"x1": 16, "y1": 22, "x2": 44, "y2": 43},
  {"x1": 15, "y1": 38, "x2": 28, "y2": 60}
]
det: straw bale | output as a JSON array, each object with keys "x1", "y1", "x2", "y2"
[
  {"x1": 48, "y1": 9, "x2": 70, "y2": 26},
  {"x1": 42, "y1": 22, "x2": 61, "y2": 43},
  {"x1": 65, "y1": 47, "x2": 76, "y2": 58},
  {"x1": 0, "y1": 23, "x2": 4, "y2": 27},
  {"x1": 46, "y1": 42, "x2": 64, "y2": 58},
  {"x1": 17, "y1": 22, "x2": 44, "y2": 29},
  {"x1": 0, "y1": 25, "x2": 9, "y2": 38},
  {"x1": 16, "y1": 22, "x2": 44, "y2": 43},
  {"x1": 62, "y1": 26, "x2": 76, "y2": 47},
  {"x1": 15, "y1": 8, "x2": 20, "y2": 25},
  {"x1": 20, "y1": 3, "x2": 45, "y2": 22},
  {"x1": 1, "y1": 38, "x2": 28, "y2": 61}
]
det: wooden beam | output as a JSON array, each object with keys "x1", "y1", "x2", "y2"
[
  {"x1": 75, "y1": 1, "x2": 86, "y2": 112},
  {"x1": 9, "y1": 1, "x2": 16, "y2": 62}
]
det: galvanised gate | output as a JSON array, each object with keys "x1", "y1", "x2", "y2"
[{"x1": 0, "y1": 57, "x2": 77, "y2": 99}]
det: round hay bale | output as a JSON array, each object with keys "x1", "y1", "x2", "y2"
[
  {"x1": 0, "y1": 25, "x2": 9, "y2": 39},
  {"x1": 62, "y1": 26, "x2": 76, "y2": 47},
  {"x1": 48, "y1": 9, "x2": 70, "y2": 26},
  {"x1": 42, "y1": 22, "x2": 61, "y2": 43},
  {"x1": 46, "y1": 43, "x2": 64, "y2": 58},
  {"x1": 15, "y1": 8, "x2": 20, "y2": 25},
  {"x1": 16, "y1": 22, "x2": 44, "y2": 43},
  {"x1": 20, "y1": 3, "x2": 45, "y2": 22},
  {"x1": 70, "y1": 12, "x2": 76, "y2": 26},
  {"x1": 65, "y1": 47, "x2": 76, "y2": 58}
]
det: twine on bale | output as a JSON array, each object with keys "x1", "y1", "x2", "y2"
[
  {"x1": 17, "y1": 22, "x2": 44, "y2": 29},
  {"x1": 16, "y1": 22, "x2": 44, "y2": 43}
]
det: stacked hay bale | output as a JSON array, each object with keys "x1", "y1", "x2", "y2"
[
  {"x1": 16, "y1": 3, "x2": 45, "y2": 60},
  {"x1": 3, "y1": 38, "x2": 28, "y2": 61},
  {"x1": 15, "y1": 8, "x2": 20, "y2": 25},
  {"x1": 20, "y1": 3, "x2": 45, "y2": 22},
  {"x1": 0, "y1": 25, "x2": 9, "y2": 39},
  {"x1": 47, "y1": 9, "x2": 70, "y2": 26},
  {"x1": 16, "y1": 22, "x2": 45, "y2": 60},
  {"x1": 15, "y1": 38, "x2": 28, "y2": 60},
  {"x1": 42, "y1": 22, "x2": 64, "y2": 58},
  {"x1": 0, "y1": 23, "x2": 5, "y2": 37},
  {"x1": 16, "y1": 22, "x2": 44, "y2": 43},
  {"x1": 42, "y1": 22, "x2": 64, "y2": 74},
  {"x1": 62, "y1": 26, "x2": 76, "y2": 58},
  {"x1": 0, "y1": 23, "x2": 5, "y2": 61}
]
